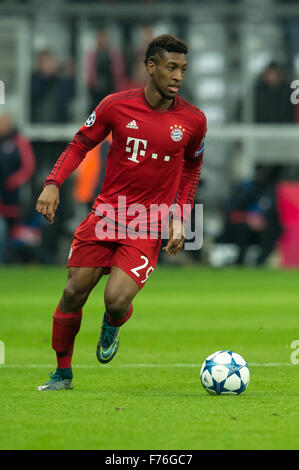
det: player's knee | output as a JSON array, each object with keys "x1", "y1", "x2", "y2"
[
  {"x1": 62, "y1": 283, "x2": 89, "y2": 309},
  {"x1": 104, "y1": 291, "x2": 131, "y2": 318}
]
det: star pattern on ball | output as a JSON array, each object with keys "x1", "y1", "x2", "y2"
[{"x1": 200, "y1": 351, "x2": 250, "y2": 395}]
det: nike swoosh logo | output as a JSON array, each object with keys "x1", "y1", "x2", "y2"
[{"x1": 99, "y1": 337, "x2": 119, "y2": 359}]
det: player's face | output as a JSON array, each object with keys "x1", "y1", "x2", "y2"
[{"x1": 149, "y1": 52, "x2": 187, "y2": 100}]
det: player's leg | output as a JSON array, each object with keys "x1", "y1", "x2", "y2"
[
  {"x1": 105, "y1": 265, "x2": 139, "y2": 323},
  {"x1": 96, "y1": 265, "x2": 140, "y2": 363},
  {"x1": 53, "y1": 266, "x2": 106, "y2": 366},
  {"x1": 96, "y1": 240, "x2": 161, "y2": 364},
  {"x1": 59, "y1": 266, "x2": 106, "y2": 312},
  {"x1": 38, "y1": 266, "x2": 105, "y2": 390}
]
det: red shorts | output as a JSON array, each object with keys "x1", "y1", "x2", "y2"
[{"x1": 67, "y1": 212, "x2": 162, "y2": 289}]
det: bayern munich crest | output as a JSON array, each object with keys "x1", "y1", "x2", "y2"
[
  {"x1": 170, "y1": 125, "x2": 185, "y2": 142},
  {"x1": 85, "y1": 111, "x2": 96, "y2": 127}
]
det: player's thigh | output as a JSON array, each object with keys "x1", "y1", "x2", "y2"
[
  {"x1": 65, "y1": 266, "x2": 107, "y2": 297},
  {"x1": 104, "y1": 265, "x2": 140, "y2": 312}
]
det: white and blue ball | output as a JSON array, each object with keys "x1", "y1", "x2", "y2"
[{"x1": 200, "y1": 350, "x2": 250, "y2": 395}]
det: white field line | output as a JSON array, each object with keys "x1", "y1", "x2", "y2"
[{"x1": 0, "y1": 362, "x2": 294, "y2": 368}]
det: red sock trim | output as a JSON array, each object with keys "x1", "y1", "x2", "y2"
[{"x1": 107, "y1": 303, "x2": 133, "y2": 327}]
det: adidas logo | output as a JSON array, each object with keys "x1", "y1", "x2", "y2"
[{"x1": 126, "y1": 120, "x2": 139, "y2": 129}]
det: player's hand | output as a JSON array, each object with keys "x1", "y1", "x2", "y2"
[
  {"x1": 162, "y1": 218, "x2": 185, "y2": 256},
  {"x1": 35, "y1": 184, "x2": 60, "y2": 224}
]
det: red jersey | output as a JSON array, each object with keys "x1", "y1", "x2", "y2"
[{"x1": 45, "y1": 88, "x2": 207, "y2": 234}]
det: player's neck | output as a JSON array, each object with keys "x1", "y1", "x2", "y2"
[{"x1": 144, "y1": 84, "x2": 174, "y2": 110}]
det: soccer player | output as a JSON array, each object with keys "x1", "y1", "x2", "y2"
[{"x1": 36, "y1": 35, "x2": 207, "y2": 390}]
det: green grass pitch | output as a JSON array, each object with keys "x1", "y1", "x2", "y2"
[{"x1": 0, "y1": 265, "x2": 299, "y2": 450}]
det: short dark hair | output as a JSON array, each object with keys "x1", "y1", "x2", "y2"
[{"x1": 144, "y1": 34, "x2": 188, "y2": 65}]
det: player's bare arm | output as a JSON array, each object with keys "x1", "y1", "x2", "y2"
[{"x1": 36, "y1": 183, "x2": 59, "y2": 224}]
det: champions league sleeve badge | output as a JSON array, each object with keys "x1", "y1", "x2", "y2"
[
  {"x1": 194, "y1": 137, "x2": 205, "y2": 158},
  {"x1": 85, "y1": 110, "x2": 96, "y2": 127}
]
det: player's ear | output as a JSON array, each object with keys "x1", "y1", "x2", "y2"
[{"x1": 146, "y1": 59, "x2": 156, "y2": 76}]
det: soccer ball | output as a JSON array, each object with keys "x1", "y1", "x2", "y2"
[{"x1": 200, "y1": 350, "x2": 250, "y2": 395}]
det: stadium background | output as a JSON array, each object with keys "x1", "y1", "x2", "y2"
[
  {"x1": 1, "y1": 0, "x2": 299, "y2": 451},
  {"x1": 1, "y1": 0, "x2": 299, "y2": 267}
]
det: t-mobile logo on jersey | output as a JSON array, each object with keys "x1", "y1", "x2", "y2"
[
  {"x1": 126, "y1": 137, "x2": 147, "y2": 163},
  {"x1": 125, "y1": 137, "x2": 171, "y2": 163}
]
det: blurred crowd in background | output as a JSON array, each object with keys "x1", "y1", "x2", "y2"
[{"x1": 1, "y1": 0, "x2": 299, "y2": 268}]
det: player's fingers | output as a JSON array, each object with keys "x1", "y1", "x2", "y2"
[
  {"x1": 173, "y1": 239, "x2": 185, "y2": 256},
  {"x1": 168, "y1": 231, "x2": 185, "y2": 255},
  {"x1": 162, "y1": 239, "x2": 176, "y2": 255},
  {"x1": 171, "y1": 240, "x2": 183, "y2": 255},
  {"x1": 36, "y1": 199, "x2": 54, "y2": 223},
  {"x1": 166, "y1": 238, "x2": 181, "y2": 256},
  {"x1": 53, "y1": 198, "x2": 59, "y2": 212},
  {"x1": 45, "y1": 203, "x2": 55, "y2": 223},
  {"x1": 35, "y1": 197, "x2": 44, "y2": 212},
  {"x1": 36, "y1": 199, "x2": 48, "y2": 216}
]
